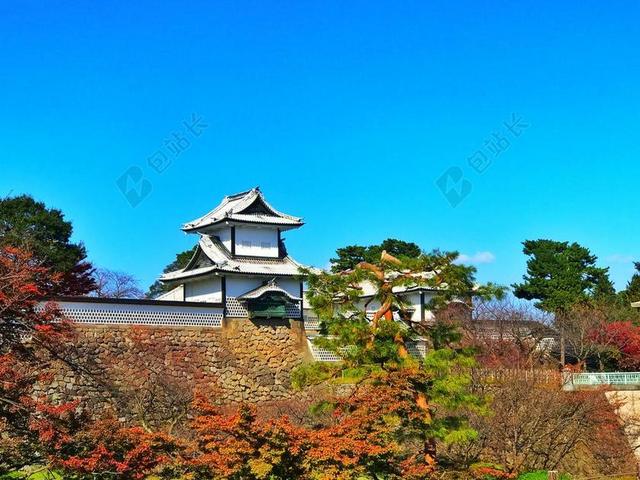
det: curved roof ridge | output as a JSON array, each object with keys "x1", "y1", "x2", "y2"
[
  {"x1": 237, "y1": 278, "x2": 302, "y2": 301},
  {"x1": 182, "y1": 187, "x2": 303, "y2": 232}
]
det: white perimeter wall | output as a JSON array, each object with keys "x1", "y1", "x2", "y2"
[
  {"x1": 184, "y1": 277, "x2": 223, "y2": 303},
  {"x1": 355, "y1": 291, "x2": 435, "y2": 322},
  {"x1": 235, "y1": 226, "x2": 279, "y2": 257}
]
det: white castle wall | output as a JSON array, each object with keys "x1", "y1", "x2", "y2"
[
  {"x1": 235, "y1": 226, "x2": 279, "y2": 257},
  {"x1": 217, "y1": 227, "x2": 232, "y2": 251},
  {"x1": 355, "y1": 291, "x2": 435, "y2": 323},
  {"x1": 184, "y1": 277, "x2": 223, "y2": 303},
  {"x1": 157, "y1": 284, "x2": 184, "y2": 301}
]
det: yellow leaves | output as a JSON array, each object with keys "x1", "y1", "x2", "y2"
[{"x1": 248, "y1": 457, "x2": 273, "y2": 479}]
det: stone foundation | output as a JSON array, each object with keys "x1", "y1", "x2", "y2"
[{"x1": 43, "y1": 317, "x2": 312, "y2": 407}]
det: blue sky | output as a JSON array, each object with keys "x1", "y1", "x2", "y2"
[{"x1": 1, "y1": 1, "x2": 639, "y2": 292}]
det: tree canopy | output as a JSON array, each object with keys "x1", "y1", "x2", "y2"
[
  {"x1": 512, "y1": 239, "x2": 614, "y2": 313},
  {"x1": 0, "y1": 246, "x2": 73, "y2": 471},
  {"x1": 330, "y1": 238, "x2": 422, "y2": 272},
  {"x1": 0, "y1": 195, "x2": 95, "y2": 295},
  {"x1": 297, "y1": 249, "x2": 504, "y2": 474},
  {"x1": 619, "y1": 261, "x2": 640, "y2": 304},
  {"x1": 92, "y1": 268, "x2": 144, "y2": 299}
]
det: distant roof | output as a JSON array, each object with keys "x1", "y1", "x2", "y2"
[
  {"x1": 182, "y1": 187, "x2": 303, "y2": 232},
  {"x1": 160, "y1": 235, "x2": 305, "y2": 282},
  {"x1": 237, "y1": 279, "x2": 302, "y2": 302},
  {"x1": 355, "y1": 278, "x2": 442, "y2": 298}
]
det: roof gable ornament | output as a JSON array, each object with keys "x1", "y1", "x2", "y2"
[{"x1": 237, "y1": 278, "x2": 302, "y2": 302}]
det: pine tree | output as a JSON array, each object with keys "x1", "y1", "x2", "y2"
[
  {"x1": 512, "y1": 239, "x2": 614, "y2": 365},
  {"x1": 0, "y1": 195, "x2": 95, "y2": 295},
  {"x1": 621, "y1": 262, "x2": 640, "y2": 304},
  {"x1": 299, "y1": 249, "x2": 503, "y2": 473},
  {"x1": 330, "y1": 238, "x2": 422, "y2": 272}
]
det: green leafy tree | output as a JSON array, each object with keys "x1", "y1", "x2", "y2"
[
  {"x1": 329, "y1": 245, "x2": 369, "y2": 272},
  {"x1": 512, "y1": 239, "x2": 614, "y2": 365},
  {"x1": 619, "y1": 262, "x2": 640, "y2": 305},
  {"x1": 146, "y1": 246, "x2": 197, "y2": 298},
  {"x1": 330, "y1": 238, "x2": 421, "y2": 272},
  {"x1": 299, "y1": 249, "x2": 504, "y2": 473},
  {"x1": 0, "y1": 195, "x2": 95, "y2": 295}
]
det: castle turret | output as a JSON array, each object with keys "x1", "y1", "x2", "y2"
[{"x1": 159, "y1": 187, "x2": 305, "y2": 320}]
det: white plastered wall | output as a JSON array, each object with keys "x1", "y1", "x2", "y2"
[
  {"x1": 235, "y1": 226, "x2": 279, "y2": 257},
  {"x1": 217, "y1": 227, "x2": 232, "y2": 251},
  {"x1": 184, "y1": 276, "x2": 223, "y2": 303}
]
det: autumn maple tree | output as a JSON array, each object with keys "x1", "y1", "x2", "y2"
[
  {"x1": 0, "y1": 246, "x2": 75, "y2": 473},
  {"x1": 590, "y1": 320, "x2": 640, "y2": 371}
]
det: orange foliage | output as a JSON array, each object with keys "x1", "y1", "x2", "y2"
[
  {"x1": 0, "y1": 246, "x2": 78, "y2": 471},
  {"x1": 185, "y1": 370, "x2": 436, "y2": 480},
  {"x1": 42, "y1": 418, "x2": 185, "y2": 480}
]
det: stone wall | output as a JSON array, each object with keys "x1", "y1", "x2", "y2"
[
  {"x1": 44, "y1": 317, "x2": 312, "y2": 408},
  {"x1": 605, "y1": 391, "x2": 640, "y2": 468}
]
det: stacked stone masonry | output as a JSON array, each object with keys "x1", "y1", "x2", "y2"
[{"x1": 43, "y1": 317, "x2": 312, "y2": 407}]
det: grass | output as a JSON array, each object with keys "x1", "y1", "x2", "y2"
[
  {"x1": 0, "y1": 468, "x2": 62, "y2": 480},
  {"x1": 519, "y1": 472, "x2": 571, "y2": 480}
]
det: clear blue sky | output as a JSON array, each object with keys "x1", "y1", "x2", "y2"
[{"x1": 1, "y1": 1, "x2": 639, "y2": 292}]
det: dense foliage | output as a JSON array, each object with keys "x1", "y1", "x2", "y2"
[
  {"x1": 297, "y1": 249, "x2": 504, "y2": 475},
  {"x1": 512, "y1": 239, "x2": 614, "y2": 313},
  {"x1": 619, "y1": 261, "x2": 640, "y2": 305},
  {"x1": 512, "y1": 239, "x2": 617, "y2": 365},
  {"x1": 0, "y1": 246, "x2": 75, "y2": 473},
  {"x1": 329, "y1": 238, "x2": 421, "y2": 272},
  {"x1": 0, "y1": 195, "x2": 95, "y2": 295}
]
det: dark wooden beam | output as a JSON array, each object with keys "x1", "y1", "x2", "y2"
[{"x1": 230, "y1": 226, "x2": 236, "y2": 256}]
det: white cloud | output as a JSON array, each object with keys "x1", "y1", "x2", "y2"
[{"x1": 457, "y1": 251, "x2": 496, "y2": 265}]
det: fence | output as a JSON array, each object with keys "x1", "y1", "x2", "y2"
[
  {"x1": 565, "y1": 372, "x2": 640, "y2": 390},
  {"x1": 306, "y1": 336, "x2": 428, "y2": 362}
]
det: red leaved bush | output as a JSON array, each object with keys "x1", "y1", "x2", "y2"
[
  {"x1": 41, "y1": 418, "x2": 185, "y2": 480},
  {"x1": 590, "y1": 321, "x2": 640, "y2": 370},
  {"x1": 49, "y1": 371, "x2": 440, "y2": 479},
  {"x1": 0, "y1": 246, "x2": 79, "y2": 473},
  {"x1": 0, "y1": 246, "x2": 72, "y2": 352}
]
